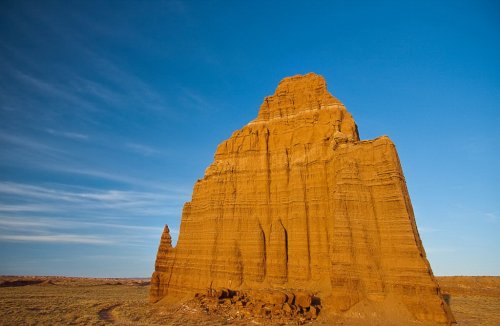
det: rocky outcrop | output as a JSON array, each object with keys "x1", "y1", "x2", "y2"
[
  {"x1": 150, "y1": 73, "x2": 455, "y2": 324},
  {"x1": 186, "y1": 288, "x2": 321, "y2": 324}
]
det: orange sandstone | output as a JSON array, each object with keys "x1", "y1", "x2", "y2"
[{"x1": 150, "y1": 73, "x2": 455, "y2": 324}]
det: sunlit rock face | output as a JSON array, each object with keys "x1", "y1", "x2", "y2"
[{"x1": 150, "y1": 73, "x2": 454, "y2": 324}]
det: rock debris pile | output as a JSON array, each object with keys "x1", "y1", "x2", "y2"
[{"x1": 187, "y1": 288, "x2": 320, "y2": 324}]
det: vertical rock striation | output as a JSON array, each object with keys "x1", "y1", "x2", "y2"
[{"x1": 150, "y1": 73, "x2": 454, "y2": 324}]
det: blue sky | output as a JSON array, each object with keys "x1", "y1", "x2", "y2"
[{"x1": 0, "y1": 0, "x2": 499, "y2": 277}]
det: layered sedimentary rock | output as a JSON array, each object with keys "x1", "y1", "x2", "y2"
[{"x1": 150, "y1": 73, "x2": 454, "y2": 324}]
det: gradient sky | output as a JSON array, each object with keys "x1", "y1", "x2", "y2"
[{"x1": 0, "y1": 0, "x2": 499, "y2": 277}]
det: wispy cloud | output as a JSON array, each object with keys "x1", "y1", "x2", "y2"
[
  {"x1": 0, "y1": 132, "x2": 78, "y2": 169},
  {"x1": 10, "y1": 68, "x2": 101, "y2": 113},
  {"x1": 1, "y1": 24, "x2": 176, "y2": 136},
  {"x1": 0, "y1": 137, "x2": 189, "y2": 191},
  {"x1": 180, "y1": 88, "x2": 212, "y2": 112},
  {"x1": 125, "y1": 143, "x2": 162, "y2": 157},
  {"x1": 42, "y1": 13, "x2": 173, "y2": 115},
  {"x1": 0, "y1": 180, "x2": 183, "y2": 247},
  {"x1": 0, "y1": 181, "x2": 188, "y2": 217},
  {"x1": 0, "y1": 214, "x2": 171, "y2": 246},
  {"x1": 54, "y1": 167, "x2": 190, "y2": 194},
  {"x1": 0, "y1": 234, "x2": 114, "y2": 245},
  {"x1": 0, "y1": 132, "x2": 67, "y2": 155},
  {"x1": 70, "y1": 75, "x2": 124, "y2": 107},
  {"x1": 0, "y1": 216, "x2": 166, "y2": 234},
  {"x1": 484, "y1": 212, "x2": 498, "y2": 222},
  {"x1": 0, "y1": 204, "x2": 60, "y2": 213},
  {"x1": 46, "y1": 128, "x2": 89, "y2": 140}
]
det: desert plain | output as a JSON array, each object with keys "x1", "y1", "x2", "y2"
[{"x1": 0, "y1": 275, "x2": 499, "y2": 325}]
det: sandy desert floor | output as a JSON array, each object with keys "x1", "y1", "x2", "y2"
[
  {"x1": 0, "y1": 275, "x2": 498, "y2": 325},
  {"x1": 436, "y1": 276, "x2": 500, "y2": 326}
]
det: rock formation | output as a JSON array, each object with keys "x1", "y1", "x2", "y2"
[{"x1": 150, "y1": 73, "x2": 455, "y2": 324}]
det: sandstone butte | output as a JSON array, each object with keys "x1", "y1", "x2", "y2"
[{"x1": 150, "y1": 73, "x2": 455, "y2": 325}]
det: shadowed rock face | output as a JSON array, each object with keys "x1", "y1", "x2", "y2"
[{"x1": 150, "y1": 73, "x2": 455, "y2": 324}]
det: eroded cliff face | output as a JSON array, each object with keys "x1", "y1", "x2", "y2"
[{"x1": 150, "y1": 73, "x2": 454, "y2": 324}]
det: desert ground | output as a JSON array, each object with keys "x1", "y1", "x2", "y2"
[{"x1": 0, "y1": 275, "x2": 498, "y2": 325}]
